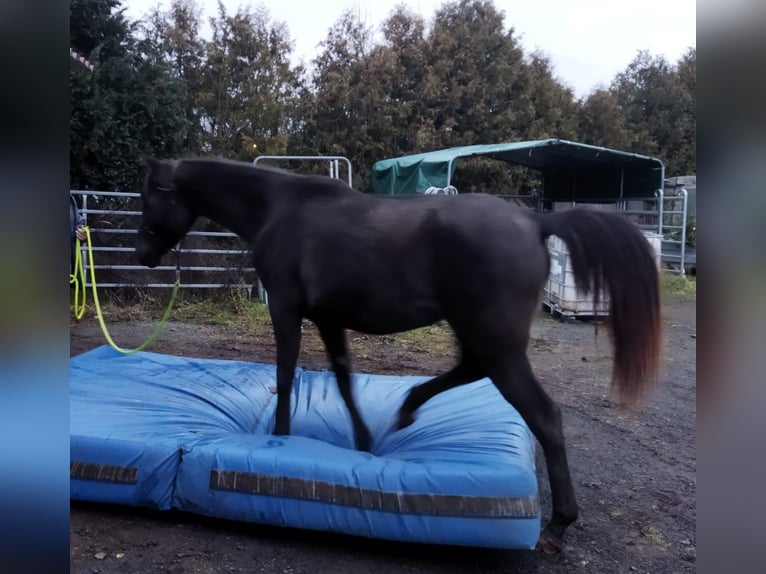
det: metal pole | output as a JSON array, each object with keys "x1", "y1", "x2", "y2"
[
  {"x1": 619, "y1": 168, "x2": 625, "y2": 212},
  {"x1": 571, "y1": 169, "x2": 577, "y2": 207},
  {"x1": 446, "y1": 158, "x2": 455, "y2": 189},
  {"x1": 253, "y1": 155, "x2": 353, "y2": 187},
  {"x1": 679, "y1": 188, "x2": 688, "y2": 275},
  {"x1": 82, "y1": 194, "x2": 89, "y2": 286}
]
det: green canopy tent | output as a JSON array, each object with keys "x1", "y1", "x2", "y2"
[{"x1": 369, "y1": 138, "x2": 665, "y2": 204}]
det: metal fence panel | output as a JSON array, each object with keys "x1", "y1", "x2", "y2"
[{"x1": 71, "y1": 190, "x2": 258, "y2": 293}]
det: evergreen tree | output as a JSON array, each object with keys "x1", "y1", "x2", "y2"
[
  {"x1": 611, "y1": 50, "x2": 696, "y2": 175},
  {"x1": 70, "y1": 0, "x2": 189, "y2": 192},
  {"x1": 196, "y1": 2, "x2": 302, "y2": 159}
]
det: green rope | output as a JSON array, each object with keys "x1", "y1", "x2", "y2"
[{"x1": 74, "y1": 226, "x2": 180, "y2": 355}]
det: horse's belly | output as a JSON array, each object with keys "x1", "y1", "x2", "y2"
[
  {"x1": 346, "y1": 308, "x2": 441, "y2": 335},
  {"x1": 308, "y1": 293, "x2": 441, "y2": 335}
]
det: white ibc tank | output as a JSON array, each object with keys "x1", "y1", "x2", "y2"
[
  {"x1": 641, "y1": 231, "x2": 663, "y2": 270},
  {"x1": 543, "y1": 230, "x2": 663, "y2": 317}
]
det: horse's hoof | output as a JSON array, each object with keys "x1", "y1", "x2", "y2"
[
  {"x1": 396, "y1": 411, "x2": 415, "y2": 430},
  {"x1": 356, "y1": 432, "x2": 373, "y2": 452},
  {"x1": 535, "y1": 532, "x2": 564, "y2": 554}
]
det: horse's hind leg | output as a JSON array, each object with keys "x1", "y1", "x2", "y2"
[
  {"x1": 396, "y1": 356, "x2": 483, "y2": 429},
  {"x1": 316, "y1": 323, "x2": 372, "y2": 452},
  {"x1": 489, "y1": 350, "x2": 578, "y2": 554}
]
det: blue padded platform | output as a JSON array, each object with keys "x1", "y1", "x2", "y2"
[{"x1": 70, "y1": 346, "x2": 541, "y2": 548}]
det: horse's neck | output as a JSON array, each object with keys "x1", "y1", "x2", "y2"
[{"x1": 183, "y1": 165, "x2": 279, "y2": 243}]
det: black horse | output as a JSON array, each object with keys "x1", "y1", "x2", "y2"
[{"x1": 135, "y1": 156, "x2": 662, "y2": 553}]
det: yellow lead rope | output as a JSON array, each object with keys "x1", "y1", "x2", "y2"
[
  {"x1": 70, "y1": 235, "x2": 87, "y2": 320},
  {"x1": 72, "y1": 226, "x2": 180, "y2": 354}
]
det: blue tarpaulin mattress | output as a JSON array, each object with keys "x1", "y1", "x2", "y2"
[{"x1": 70, "y1": 345, "x2": 541, "y2": 548}]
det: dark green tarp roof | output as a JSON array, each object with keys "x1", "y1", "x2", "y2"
[{"x1": 369, "y1": 138, "x2": 665, "y2": 201}]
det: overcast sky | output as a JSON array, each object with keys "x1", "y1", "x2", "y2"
[{"x1": 122, "y1": 0, "x2": 695, "y2": 98}]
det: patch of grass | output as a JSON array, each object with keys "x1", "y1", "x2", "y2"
[
  {"x1": 386, "y1": 323, "x2": 456, "y2": 354},
  {"x1": 643, "y1": 525, "x2": 668, "y2": 546},
  {"x1": 242, "y1": 301, "x2": 274, "y2": 327},
  {"x1": 661, "y1": 272, "x2": 696, "y2": 300},
  {"x1": 530, "y1": 337, "x2": 556, "y2": 353},
  {"x1": 173, "y1": 299, "x2": 229, "y2": 323},
  {"x1": 210, "y1": 311, "x2": 234, "y2": 325},
  {"x1": 91, "y1": 296, "x2": 167, "y2": 322},
  {"x1": 172, "y1": 295, "x2": 273, "y2": 328},
  {"x1": 79, "y1": 288, "x2": 272, "y2": 327},
  {"x1": 348, "y1": 323, "x2": 456, "y2": 356}
]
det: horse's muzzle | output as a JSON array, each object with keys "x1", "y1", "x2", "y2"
[
  {"x1": 135, "y1": 236, "x2": 162, "y2": 268},
  {"x1": 135, "y1": 249, "x2": 160, "y2": 268}
]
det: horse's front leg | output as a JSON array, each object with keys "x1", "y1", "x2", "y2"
[
  {"x1": 270, "y1": 307, "x2": 303, "y2": 437},
  {"x1": 316, "y1": 322, "x2": 372, "y2": 452}
]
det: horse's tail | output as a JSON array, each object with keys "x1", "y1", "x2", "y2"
[{"x1": 535, "y1": 208, "x2": 662, "y2": 407}]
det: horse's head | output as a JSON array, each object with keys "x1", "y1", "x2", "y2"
[{"x1": 135, "y1": 158, "x2": 195, "y2": 268}]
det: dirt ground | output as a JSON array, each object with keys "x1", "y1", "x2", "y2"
[{"x1": 69, "y1": 294, "x2": 696, "y2": 574}]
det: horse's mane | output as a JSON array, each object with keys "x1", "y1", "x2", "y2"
[
  {"x1": 180, "y1": 156, "x2": 350, "y2": 184},
  {"x1": 174, "y1": 156, "x2": 356, "y2": 197},
  {"x1": 177, "y1": 156, "x2": 296, "y2": 177}
]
